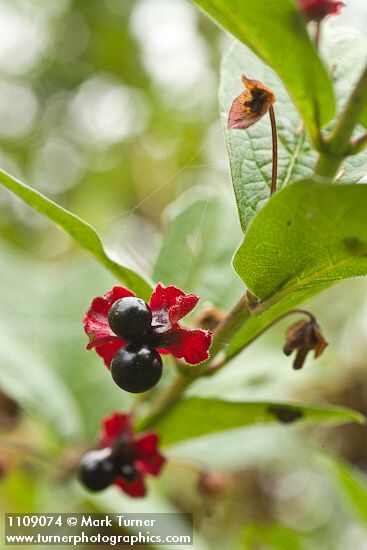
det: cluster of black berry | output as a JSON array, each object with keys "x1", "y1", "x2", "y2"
[
  {"x1": 79, "y1": 441, "x2": 137, "y2": 492},
  {"x1": 108, "y1": 297, "x2": 163, "y2": 393}
]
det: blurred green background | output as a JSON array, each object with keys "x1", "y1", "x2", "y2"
[{"x1": 1, "y1": 0, "x2": 367, "y2": 548}]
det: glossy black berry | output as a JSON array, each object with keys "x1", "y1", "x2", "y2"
[
  {"x1": 111, "y1": 343, "x2": 162, "y2": 393},
  {"x1": 108, "y1": 297, "x2": 152, "y2": 340},
  {"x1": 79, "y1": 449, "x2": 116, "y2": 492}
]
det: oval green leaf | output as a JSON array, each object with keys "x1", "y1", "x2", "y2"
[
  {"x1": 234, "y1": 180, "x2": 367, "y2": 302},
  {"x1": 153, "y1": 397, "x2": 364, "y2": 446}
]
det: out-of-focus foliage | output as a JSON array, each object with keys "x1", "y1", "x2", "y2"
[
  {"x1": 2, "y1": 1, "x2": 367, "y2": 549},
  {"x1": 153, "y1": 188, "x2": 243, "y2": 309},
  {"x1": 0, "y1": 0, "x2": 222, "y2": 263}
]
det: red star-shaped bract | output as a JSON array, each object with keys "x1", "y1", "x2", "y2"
[
  {"x1": 84, "y1": 283, "x2": 212, "y2": 368},
  {"x1": 101, "y1": 412, "x2": 165, "y2": 498},
  {"x1": 299, "y1": 0, "x2": 344, "y2": 21}
]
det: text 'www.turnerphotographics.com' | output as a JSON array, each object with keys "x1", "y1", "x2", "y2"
[{"x1": 5, "y1": 513, "x2": 193, "y2": 546}]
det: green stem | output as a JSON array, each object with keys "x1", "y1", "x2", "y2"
[
  {"x1": 313, "y1": 153, "x2": 344, "y2": 181},
  {"x1": 204, "y1": 294, "x2": 249, "y2": 360},
  {"x1": 138, "y1": 295, "x2": 251, "y2": 429},
  {"x1": 314, "y1": 64, "x2": 367, "y2": 180}
]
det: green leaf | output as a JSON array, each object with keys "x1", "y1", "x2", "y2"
[
  {"x1": 319, "y1": 454, "x2": 367, "y2": 525},
  {"x1": 220, "y1": 41, "x2": 314, "y2": 232},
  {"x1": 193, "y1": 0, "x2": 335, "y2": 143},
  {"x1": 154, "y1": 397, "x2": 364, "y2": 446},
  {"x1": 0, "y1": 169, "x2": 152, "y2": 300},
  {"x1": 234, "y1": 180, "x2": 367, "y2": 301},
  {"x1": 152, "y1": 188, "x2": 243, "y2": 309},
  {"x1": 227, "y1": 179, "x2": 367, "y2": 359},
  {"x1": 240, "y1": 523, "x2": 304, "y2": 550},
  {"x1": 220, "y1": 30, "x2": 367, "y2": 231}
]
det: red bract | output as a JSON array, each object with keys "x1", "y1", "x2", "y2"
[
  {"x1": 84, "y1": 283, "x2": 212, "y2": 367},
  {"x1": 299, "y1": 0, "x2": 344, "y2": 21},
  {"x1": 101, "y1": 412, "x2": 165, "y2": 497}
]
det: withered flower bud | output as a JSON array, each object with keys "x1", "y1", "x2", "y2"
[
  {"x1": 228, "y1": 74, "x2": 276, "y2": 130},
  {"x1": 198, "y1": 470, "x2": 233, "y2": 496},
  {"x1": 283, "y1": 318, "x2": 328, "y2": 370},
  {"x1": 0, "y1": 391, "x2": 20, "y2": 431}
]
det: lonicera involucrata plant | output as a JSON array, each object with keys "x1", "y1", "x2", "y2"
[{"x1": 1, "y1": 0, "x2": 367, "y2": 498}]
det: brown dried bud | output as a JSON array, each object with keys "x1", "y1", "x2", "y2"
[
  {"x1": 0, "y1": 454, "x2": 11, "y2": 479},
  {"x1": 198, "y1": 470, "x2": 233, "y2": 496},
  {"x1": 228, "y1": 74, "x2": 276, "y2": 130},
  {"x1": 195, "y1": 305, "x2": 226, "y2": 331},
  {"x1": 0, "y1": 391, "x2": 20, "y2": 431},
  {"x1": 283, "y1": 317, "x2": 328, "y2": 370}
]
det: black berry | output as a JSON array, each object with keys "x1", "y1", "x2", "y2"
[
  {"x1": 111, "y1": 343, "x2": 162, "y2": 393},
  {"x1": 79, "y1": 449, "x2": 116, "y2": 492},
  {"x1": 108, "y1": 297, "x2": 152, "y2": 341}
]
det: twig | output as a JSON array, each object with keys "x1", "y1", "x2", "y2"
[{"x1": 269, "y1": 105, "x2": 278, "y2": 195}]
